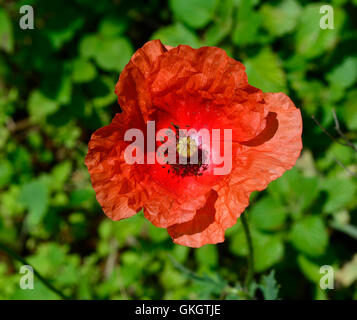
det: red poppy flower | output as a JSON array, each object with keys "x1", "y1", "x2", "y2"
[{"x1": 85, "y1": 40, "x2": 302, "y2": 247}]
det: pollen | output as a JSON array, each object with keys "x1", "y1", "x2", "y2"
[{"x1": 177, "y1": 136, "x2": 198, "y2": 158}]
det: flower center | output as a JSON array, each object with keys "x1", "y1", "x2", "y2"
[{"x1": 176, "y1": 136, "x2": 198, "y2": 158}]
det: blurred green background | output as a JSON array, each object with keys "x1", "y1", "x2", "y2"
[{"x1": 0, "y1": 0, "x2": 357, "y2": 300}]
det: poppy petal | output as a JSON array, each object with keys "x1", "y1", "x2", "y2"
[
  {"x1": 115, "y1": 39, "x2": 168, "y2": 120},
  {"x1": 167, "y1": 92, "x2": 302, "y2": 247},
  {"x1": 232, "y1": 92, "x2": 303, "y2": 192},
  {"x1": 85, "y1": 113, "x2": 145, "y2": 221}
]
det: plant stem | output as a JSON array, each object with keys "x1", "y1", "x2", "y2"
[
  {"x1": 241, "y1": 213, "x2": 254, "y2": 289},
  {"x1": 0, "y1": 242, "x2": 72, "y2": 300}
]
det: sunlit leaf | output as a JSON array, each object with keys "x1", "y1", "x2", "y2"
[
  {"x1": 19, "y1": 179, "x2": 49, "y2": 228},
  {"x1": 244, "y1": 48, "x2": 287, "y2": 92},
  {"x1": 28, "y1": 90, "x2": 59, "y2": 121},
  {"x1": 0, "y1": 8, "x2": 14, "y2": 53},
  {"x1": 71, "y1": 59, "x2": 97, "y2": 83},
  {"x1": 151, "y1": 23, "x2": 201, "y2": 48},
  {"x1": 326, "y1": 56, "x2": 357, "y2": 89},
  {"x1": 261, "y1": 0, "x2": 302, "y2": 36},
  {"x1": 250, "y1": 197, "x2": 287, "y2": 231},
  {"x1": 295, "y1": 4, "x2": 345, "y2": 59},
  {"x1": 323, "y1": 177, "x2": 357, "y2": 213},
  {"x1": 232, "y1": 0, "x2": 262, "y2": 46},
  {"x1": 259, "y1": 270, "x2": 279, "y2": 300},
  {"x1": 169, "y1": 0, "x2": 217, "y2": 29},
  {"x1": 290, "y1": 216, "x2": 328, "y2": 257}
]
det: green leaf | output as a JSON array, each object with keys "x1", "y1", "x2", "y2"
[
  {"x1": 250, "y1": 197, "x2": 287, "y2": 231},
  {"x1": 79, "y1": 34, "x2": 133, "y2": 72},
  {"x1": 0, "y1": 8, "x2": 14, "y2": 53},
  {"x1": 71, "y1": 59, "x2": 97, "y2": 83},
  {"x1": 297, "y1": 254, "x2": 321, "y2": 284},
  {"x1": 56, "y1": 74, "x2": 72, "y2": 105},
  {"x1": 195, "y1": 245, "x2": 218, "y2": 270},
  {"x1": 160, "y1": 262, "x2": 186, "y2": 289},
  {"x1": 268, "y1": 168, "x2": 320, "y2": 217},
  {"x1": 169, "y1": 256, "x2": 227, "y2": 296},
  {"x1": 148, "y1": 222, "x2": 169, "y2": 242},
  {"x1": 19, "y1": 179, "x2": 49, "y2": 228},
  {"x1": 326, "y1": 57, "x2": 357, "y2": 89},
  {"x1": 169, "y1": 0, "x2": 217, "y2": 29},
  {"x1": 232, "y1": 0, "x2": 262, "y2": 46},
  {"x1": 98, "y1": 16, "x2": 128, "y2": 37},
  {"x1": 244, "y1": 48, "x2": 287, "y2": 92},
  {"x1": 79, "y1": 34, "x2": 101, "y2": 59},
  {"x1": 45, "y1": 17, "x2": 84, "y2": 49},
  {"x1": 119, "y1": 251, "x2": 147, "y2": 286},
  {"x1": 11, "y1": 282, "x2": 60, "y2": 300},
  {"x1": 260, "y1": 0, "x2": 302, "y2": 36},
  {"x1": 323, "y1": 177, "x2": 357, "y2": 213},
  {"x1": 318, "y1": 142, "x2": 355, "y2": 171},
  {"x1": 51, "y1": 161, "x2": 72, "y2": 191},
  {"x1": 113, "y1": 214, "x2": 145, "y2": 245},
  {"x1": 171, "y1": 245, "x2": 190, "y2": 264},
  {"x1": 230, "y1": 222, "x2": 284, "y2": 272},
  {"x1": 254, "y1": 233, "x2": 284, "y2": 272},
  {"x1": 295, "y1": 4, "x2": 345, "y2": 59},
  {"x1": 151, "y1": 23, "x2": 201, "y2": 48},
  {"x1": 0, "y1": 160, "x2": 13, "y2": 188},
  {"x1": 259, "y1": 270, "x2": 279, "y2": 300},
  {"x1": 342, "y1": 90, "x2": 357, "y2": 130},
  {"x1": 290, "y1": 216, "x2": 328, "y2": 257},
  {"x1": 28, "y1": 90, "x2": 59, "y2": 121},
  {"x1": 94, "y1": 37, "x2": 133, "y2": 72},
  {"x1": 69, "y1": 188, "x2": 95, "y2": 206},
  {"x1": 204, "y1": 0, "x2": 234, "y2": 46}
]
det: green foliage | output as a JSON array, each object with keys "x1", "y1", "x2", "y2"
[
  {"x1": 151, "y1": 23, "x2": 201, "y2": 48},
  {"x1": 0, "y1": 8, "x2": 13, "y2": 53},
  {"x1": 19, "y1": 179, "x2": 49, "y2": 228},
  {"x1": 245, "y1": 48, "x2": 287, "y2": 92},
  {"x1": 250, "y1": 197, "x2": 287, "y2": 231},
  {"x1": 259, "y1": 270, "x2": 280, "y2": 300},
  {"x1": 295, "y1": 4, "x2": 345, "y2": 59},
  {"x1": 169, "y1": 0, "x2": 217, "y2": 29},
  {"x1": 230, "y1": 220, "x2": 284, "y2": 272},
  {"x1": 326, "y1": 57, "x2": 357, "y2": 90},
  {"x1": 28, "y1": 90, "x2": 59, "y2": 121},
  {"x1": 232, "y1": 0, "x2": 262, "y2": 46},
  {"x1": 260, "y1": 0, "x2": 302, "y2": 37},
  {"x1": 290, "y1": 216, "x2": 329, "y2": 257},
  {"x1": 0, "y1": 0, "x2": 357, "y2": 300}
]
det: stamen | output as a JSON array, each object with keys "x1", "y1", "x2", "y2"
[{"x1": 165, "y1": 122, "x2": 208, "y2": 177}]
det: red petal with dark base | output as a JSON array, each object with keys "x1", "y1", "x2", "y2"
[{"x1": 86, "y1": 40, "x2": 303, "y2": 247}]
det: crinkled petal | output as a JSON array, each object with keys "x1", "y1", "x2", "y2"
[
  {"x1": 116, "y1": 40, "x2": 266, "y2": 142},
  {"x1": 167, "y1": 187, "x2": 251, "y2": 247},
  {"x1": 167, "y1": 92, "x2": 302, "y2": 247},
  {"x1": 85, "y1": 112, "x2": 145, "y2": 221},
  {"x1": 148, "y1": 44, "x2": 265, "y2": 141},
  {"x1": 234, "y1": 92, "x2": 303, "y2": 192},
  {"x1": 89, "y1": 39, "x2": 303, "y2": 248},
  {"x1": 143, "y1": 191, "x2": 209, "y2": 228},
  {"x1": 115, "y1": 39, "x2": 168, "y2": 120}
]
